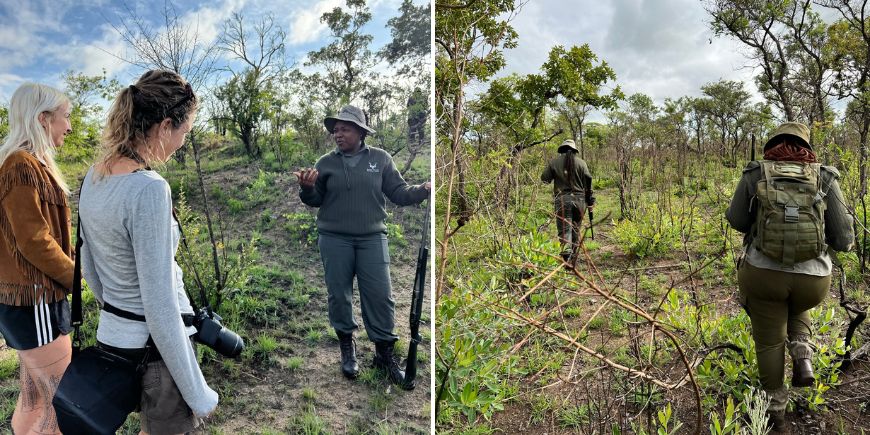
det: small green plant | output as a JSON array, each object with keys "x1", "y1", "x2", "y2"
[
  {"x1": 288, "y1": 405, "x2": 328, "y2": 435},
  {"x1": 286, "y1": 356, "x2": 304, "y2": 371},
  {"x1": 655, "y1": 403, "x2": 683, "y2": 435},
  {"x1": 557, "y1": 403, "x2": 590, "y2": 429},
  {"x1": 227, "y1": 197, "x2": 245, "y2": 214},
  {"x1": 302, "y1": 387, "x2": 317, "y2": 402},
  {"x1": 284, "y1": 212, "x2": 318, "y2": 245},
  {"x1": 253, "y1": 333, "x2": 279, "y2": 364},
  {"x1": 709, "y1": 396, "x2": 741, "y2": 435},
  {"x1": 306, "y1": 328, "x2": 324, "y2": 343},
  {"x1": 358, "y1": 367, "x2": 380, "y2": 386}
]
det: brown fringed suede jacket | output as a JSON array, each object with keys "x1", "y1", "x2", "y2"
[{"x1": 0, "y1": 150, "x2": 73, "y2": 306}]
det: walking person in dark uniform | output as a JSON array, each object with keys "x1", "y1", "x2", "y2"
[
  {"x1": 0, "y1": 82, "x2": 74, "y2": 435},
  {"x1": 726, "y1": 122, "x2": 854, "y2": 432},
  {"x1": 293, "y1": 105, "x2": 430, "y2": 385},
  {"x1": 541, "y1": 139, "x2": 594, "y2": 264}
]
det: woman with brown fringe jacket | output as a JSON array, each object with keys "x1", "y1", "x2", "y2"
[{"x1": 0, "y1": 82, "x2": 74, "y2": 435}]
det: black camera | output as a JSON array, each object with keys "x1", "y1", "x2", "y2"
[{"x1": 193, "y1": 308, "x2": 244, "y2": 358}]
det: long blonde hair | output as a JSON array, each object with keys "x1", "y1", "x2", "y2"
[
  {"x1": 98, "y1": 69, "x2": 197, "y2": 176},
  {"x1": 0, "y1": 83, "x2": 71, "y2": 193}
]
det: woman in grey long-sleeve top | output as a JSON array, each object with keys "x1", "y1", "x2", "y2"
[
  {"x1": 78, "y1": 70, "x2": 216, "y2": 434},
  {"x1": 294, "y1": 105, "x2": 430, "y2": 386}
]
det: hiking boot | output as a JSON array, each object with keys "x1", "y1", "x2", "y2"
[
  {"x1": 373, "y1": 341, "x2": 405, "y2": 385},
  {"x1": 767, "y1": 410, "x2": 787, "y2": 433},
  {"x1": 337, "y1": 331, "x2": 359, "y2": 379},
  {"x1": 792, "y1": 358, "x2": 815, "y2": 387}
]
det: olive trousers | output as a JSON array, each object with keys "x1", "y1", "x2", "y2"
[
  {"x1": 738, "y1": 261, "x2": 830, "y2": 410},
  {"x1": 318, "y1": 232, "x2": 397, "y2": 343},
  {"x1": 554, "y1": 193, "x2": 586, "y2": 259}
]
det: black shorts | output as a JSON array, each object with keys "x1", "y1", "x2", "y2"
[{"x1": 0, "y1": 298, "x2": 72, "y2": 350}]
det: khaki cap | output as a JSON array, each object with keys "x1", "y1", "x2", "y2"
[{"x1": 764, "y1": 122, "x2": 811, "y2": 151}]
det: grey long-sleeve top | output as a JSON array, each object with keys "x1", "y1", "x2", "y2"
[
  {"x1": 725, "y1": 161, "x2": 854, "y2": 275},
  {"x1": 299, "y1": 144, "x2": 428, "y2": 236},
  {"x1": 78, "y1": 167, "x2": 218, "y2": 417}
]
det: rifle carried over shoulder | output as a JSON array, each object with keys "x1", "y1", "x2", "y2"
[{"x1": 402, "y1": 200, "x2": 430, "y2": 390}]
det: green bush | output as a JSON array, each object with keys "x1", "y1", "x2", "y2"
[
  {"x1": 611, "y1": 203, "x2": 683, "y2": 258},
  {"x1": 284, "y1": 212, "x2": 318, "y2": 245}
]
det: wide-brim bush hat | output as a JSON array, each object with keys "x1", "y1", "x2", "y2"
[
  {"x1": 324, "y1": 105, "x2": 376, "y2": 134},
  {"x1": 764, "y1": 122, "x2": 811, "y2": 151},
  {"x1": 558, "y1": 139, "x2": 578, "y2": 153}
]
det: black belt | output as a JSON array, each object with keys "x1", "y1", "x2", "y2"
[
  {"x1": 96, "y1": 340, "x2": 162, "y2": 362},
  {"x1": 102, "y1": 301, "x2": 195, "y2": 327}
]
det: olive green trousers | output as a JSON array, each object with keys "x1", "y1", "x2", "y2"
[
  {"x1": 738, "y1": 262, "x2": 830, "y2": 399},
  {"x1": 554, "y1": 193, "x2": 586, "y2": 258}
]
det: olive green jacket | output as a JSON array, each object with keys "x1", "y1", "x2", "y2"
[
  {"x1": 541, "y1": 154, "x2": 593, "y2": 200},
  {"x1": 726, "y1": 161, "x2": 854, "y2": 274}
]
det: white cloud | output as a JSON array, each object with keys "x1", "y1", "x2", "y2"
[
  {"x1": 287, "y1": 0, "x2": 343, "y2": 45},
  {"x1": 181, "y1": 0, "x2": 248, "y2": 45},
  {"x1": 496, "y1": 0, "x2": 761, "y2": 120},
  {"x1": 45, "y1": 24, "x2": 129, "y2": 78},
  {"x1": 0, "y1": 72, "x2": 27, "y2": 102}
]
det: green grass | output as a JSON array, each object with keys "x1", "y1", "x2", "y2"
[
  {"x1": 302, "y1": 387, "x2": 317, "y2": 402},
  {"x1": 286, "y1": 356, "x2": 304, "y2": 371},
  {"x1": 287, "y1": 405, "x2": 329, "y2": 435}
]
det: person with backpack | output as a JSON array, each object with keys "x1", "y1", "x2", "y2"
[
  {"x1": 726, "y1": 122, "x2": 854, "y2": 432},
  {"x1": 541, "y1": 139, "x2": 595, "y2": 264}
]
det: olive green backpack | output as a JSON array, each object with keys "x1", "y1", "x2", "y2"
[{"x1": 754, "y1": 161, "x2": 827, "y2": 266}]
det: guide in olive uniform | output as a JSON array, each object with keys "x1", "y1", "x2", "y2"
[
  {"x1": 294, "y1": 105, "x2": 430, "y2": 386},
  {"x1": 541, "y1": 139, "x2": 595, "y2": 263},
  {"x1": 725, "y1": 122, "x2": 854, "y2": 432}
]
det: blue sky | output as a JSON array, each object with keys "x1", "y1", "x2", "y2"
[{"x1": 0, "y1": 0, "x2": 424, "y2": 103}]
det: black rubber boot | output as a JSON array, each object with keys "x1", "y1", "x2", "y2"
[
  {"x1": 767, "y1": 410, "x2": 787, "y2": 433},
  {"x1": 337, "y1": 331, "x2": 359, "y2": 379},
  {"x1": 792, "y1": 358, "x2": 815, "y2": 387},
  {"x1": 373, "y1": 341, "x2": 405, "y2": 385}
]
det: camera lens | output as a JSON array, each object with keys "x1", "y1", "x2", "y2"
[
  {"x1": 196, "y1": 317, "x2": 244, "y2": 358},
  {"x1": 216, "y1": 328, "x2": 244, "y2": 357}
]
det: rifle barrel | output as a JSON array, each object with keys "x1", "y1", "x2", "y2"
[{"x1": 402, "y1": 200, "x2": 429, "y2": 390}]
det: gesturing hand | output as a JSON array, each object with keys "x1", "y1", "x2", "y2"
[{"x1": 293, "y1": 168, "x2": 319, "y2": 189}]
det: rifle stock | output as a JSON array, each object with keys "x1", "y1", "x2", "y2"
[{"x1": 402, "y1": 200, "x2": 429, "y2": 390}]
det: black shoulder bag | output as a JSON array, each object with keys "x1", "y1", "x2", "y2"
[{"x1": 52, "y1": 197, "x2": 151, "y2": 435}]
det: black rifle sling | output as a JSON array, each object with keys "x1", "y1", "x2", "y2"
[{"x1": 71, "y1": 208, "x2": 83, "y2": 354}]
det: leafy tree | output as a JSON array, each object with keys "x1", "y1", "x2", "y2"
[
  {"x1": 698, "y1": 80, "x2": 752, "y2": 160},
  {"x1": 306, "y1": 0, "x2": 375, "y2": 110},
  {"x1": 58, "y1": 70, "x2": 120, "y2": 161},
  {"x1": 214, "y1": 70, "x2": 271, "y2": 158},
  {"x1": 216, "y1": 12, "x2": 287, "y2": 157},
  {"x1": 707, "y1": 0, "x2": 798, "y2": 121},
  {"x1": 382, "y1": 0, "x2": 431, "y2": 86},
  {"x1": 476, "y1": 44, "x2": 622, "y2": 207}
]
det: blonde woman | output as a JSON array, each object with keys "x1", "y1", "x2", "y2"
[
  {"x1": 0, "y1": 83, "x2": 74, "y2": 434},
  {"x1": 78, "y1": 70, "x2": 217, "y2": 434}
]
